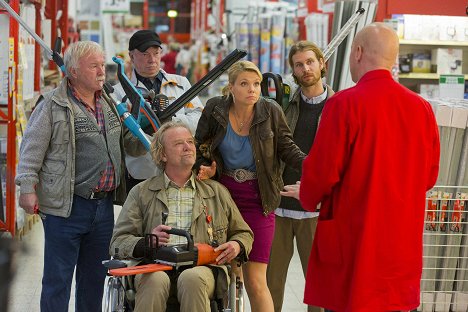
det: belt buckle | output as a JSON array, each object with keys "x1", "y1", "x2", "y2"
[
  {"x1": 233, "y1": 169, "x2": 247, "y2": 183},
  {"x1": 89, "y1": 191, "x2": 97, "y2": 199}
]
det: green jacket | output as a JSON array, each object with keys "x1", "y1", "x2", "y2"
[
  {"x1": 110, "y1": 172, "x2": 253, "y2": 261},
  {"x1": 194, "y1": 96, "x2": 305, "y2": 215}
]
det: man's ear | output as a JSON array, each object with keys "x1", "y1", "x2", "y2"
[
  {"x1": 68, "y1": 67, "x2": 78, "y2": 79},
  {"x1": 319, "y1": 58, "x2": 325, "y2": 70},
  {"x1": 161, "y1": 152, "x2": 167, "y2": 163},
  {"x1": 355, "y1": 45, "x2": 363, "y2": 62}
]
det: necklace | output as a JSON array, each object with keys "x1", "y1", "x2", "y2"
[{"x1": 233, "y1": 108, "x2": 254, "y2": 132}]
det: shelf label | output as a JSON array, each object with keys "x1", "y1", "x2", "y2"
[{"x1": 439, "y1": 75, "x2": 464, "y2": 99}]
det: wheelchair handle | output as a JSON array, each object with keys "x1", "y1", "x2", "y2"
[{"x1": 164, "y1": 228, "x2": 194, "y2": 252}]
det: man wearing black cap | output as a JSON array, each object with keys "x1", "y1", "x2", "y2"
[{"x1": 113, "y1": 30, "x2": 203, "y2": 192}]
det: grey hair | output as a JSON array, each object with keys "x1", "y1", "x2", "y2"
[
  {"x1": 64, "y1": 41, "x2": 105, "y2": 73},
  {"x1": 150, "y1": 121, "x2": 193, "y2": 170}
]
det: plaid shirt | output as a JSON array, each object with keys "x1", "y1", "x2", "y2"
[
  {"x1": 164, "y1": 173, "x2": 195, "y2": 245},
  {"x1": 68, "y1": 80, "x2": 116, "y2": 192}
]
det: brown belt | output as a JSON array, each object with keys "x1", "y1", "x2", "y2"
[{"x1": 223, "y1": 169, "x2": 257, "y2": 183}]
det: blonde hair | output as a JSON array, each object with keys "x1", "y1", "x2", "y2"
[
  {"x1": 150, "y1": 121, "x2": 192, "y2": 169},
  {"x1": 64, "y1": 41, "x2": 105, "y2": 73},
  {"x1": 222, "y1": 60, "x2": 263, "y2": 98}
]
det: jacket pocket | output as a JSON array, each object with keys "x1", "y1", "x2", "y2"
[
  {"x1": 37, "y1": 171, "x2": 65, "y2": 208},
  {"x1": 258, "y1": 129, "x2": 275, "y2": 158},
  {"x1": 316, "y1": 219, "x2": 342, "y2": 265},
  {"x1": 212, "y1": 223, "x2": 228, "y2": 243}
]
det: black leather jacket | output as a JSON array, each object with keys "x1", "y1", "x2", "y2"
[{"x1": 195, "y1": 95, "x2": 305, "y2": 215}]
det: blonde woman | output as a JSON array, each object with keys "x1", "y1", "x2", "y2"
[{"x1": 194, "y1": 60, "x2": 305, "y2": 312}]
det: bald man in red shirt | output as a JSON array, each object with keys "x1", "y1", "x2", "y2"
[{"x1": 282, "y1": 23, "x2": 440, "y2": 312}]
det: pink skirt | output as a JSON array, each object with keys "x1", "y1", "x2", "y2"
[{"x1": 220, "y1": 175, "x2": 275, "y2": 263}]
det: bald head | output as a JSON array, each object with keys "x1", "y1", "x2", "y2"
[{"x1": 349, "y1": 23, "x2": 399, "y2": 82}]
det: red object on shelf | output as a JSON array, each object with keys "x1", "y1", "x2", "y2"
[{"x1": 0, "y1": 0, "x2": 19, "y2": 237}]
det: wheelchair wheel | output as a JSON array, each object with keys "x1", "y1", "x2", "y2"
[
  {"x1": 227, "y1": 275, "x2": 244, "y2": 312},
  {"x1": 103, "y1": 276, "x2": 126, "y2": 312}
]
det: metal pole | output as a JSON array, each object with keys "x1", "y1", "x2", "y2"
[
  {"x1": 323, "y1": 8, "x2": 365, "y2": 62},
  {"x1": 0, "y1": 0, "x2": 53, "y2": 59}
]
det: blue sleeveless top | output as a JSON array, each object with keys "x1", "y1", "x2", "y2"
[{"x1": 219, "y1": 122, "x2": 256, "y2": 171}]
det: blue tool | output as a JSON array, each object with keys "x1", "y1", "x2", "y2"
[{"x1": 103, "y1": 83, "x2": 152, "y2": 150}]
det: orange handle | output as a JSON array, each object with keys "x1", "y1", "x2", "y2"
[
  {"x1": 195, "y1": 243, "x2": 221, "y2": 266},
  {"x1": 109, "y1": 263, "x2": 173, "y2": 276}
]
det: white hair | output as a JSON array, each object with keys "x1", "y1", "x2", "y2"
[{"x1": 63, "y1": 41, "x2": 105, "y2": 73}]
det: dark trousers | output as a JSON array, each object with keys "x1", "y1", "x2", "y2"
[{"x1": 40, "y1": 194, "x2": 114, "y2": 312}]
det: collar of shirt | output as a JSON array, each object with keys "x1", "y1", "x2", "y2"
[
  {"x1": 67, "y1": 79, "x2": 103, "y2": 114},
  {"x1": 135, "y1": 70, "x2": 165, "y2": 92},
  {"x1": 164, "y1": 172, "x2": 197, "y2": 190},
  {"x1": 300, "y1": 84, "x2": 327, "y2": 105}
]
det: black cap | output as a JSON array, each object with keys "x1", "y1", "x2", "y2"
[{"x1": 129, "y1": 30, "x2": 162, "y2": 52}]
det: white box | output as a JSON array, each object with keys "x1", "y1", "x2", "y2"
[
  {"x1": 432, "y1": 48, "x2": 463, "y2": 75},
  {"x1": 420, "y1": 84, "x2": 439, "y2": 99}
]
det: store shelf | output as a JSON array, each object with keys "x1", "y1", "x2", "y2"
[
  {"x1": 399, "y1": 73, "x2": 468, "y2": 80},
  {"x1": 400, "y1": 39, "x2": 468, "y2": 47}
]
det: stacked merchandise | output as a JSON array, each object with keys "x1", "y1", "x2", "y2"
[
  {"x1": 233, "y1": 2, "x2": 298, "y2": 75},
  {"x1": 420, "y1": 99, "x2": 468, "y2": 312},
  {"x1": 326, "y1": 1, "x2": 377, "y2": 91},
  {"x1": 304, "y1": 13, "x2": 329, "y2": 51}
]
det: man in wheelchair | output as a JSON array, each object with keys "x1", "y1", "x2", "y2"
[{"x1": 110, "y1": 121, "x2": 253, "y2": 312}]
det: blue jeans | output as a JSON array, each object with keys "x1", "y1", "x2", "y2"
[{"x1": 40, "y1": 194, "x2": 114, "y2": 312}]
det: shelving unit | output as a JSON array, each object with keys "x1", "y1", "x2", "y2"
[
  {"x1": 398, "y1": 39, "x2": 468, "y2": 93},
  {"x1": 0, "y1": 0, "x2": 19, "y2": 237},
  {"x1": 0, "y1": 0, "x2": 62, "y2": 237}
]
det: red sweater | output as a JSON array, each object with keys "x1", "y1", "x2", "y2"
[
  {"x1": 300, "y1": 70, "x2": 440, "y2": 311},
  {"x1": 161, "y1": 51, "x2": 178, "y2": 74}
]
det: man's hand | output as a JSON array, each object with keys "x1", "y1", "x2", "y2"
[
  {"x1": 280, "y1": 181, "x2": 301, "y2": 200},
  {"x1": 214, "y1": 241, "x2": 240, "y2": 265},
  {"x1": 197, "y1": 161, "x2": 216, "y2": 181},
  {"x1": 19, "y1": 193, "x2": 39, "y2": 214},
  {"x1": 151, "y1": 225, "x2": 172, "y2": 246}
]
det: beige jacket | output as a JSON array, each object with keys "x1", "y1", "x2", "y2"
[{"x1": 110, "y1": 172, "x2": 253, "y2": 261}]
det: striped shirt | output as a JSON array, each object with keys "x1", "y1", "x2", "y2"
[
  {"x1": 164, "y1": 173, "x2": 196, "y2": 245},
  {"x1": 68, "y1": 80, "x2": 116, "y2": 192}
]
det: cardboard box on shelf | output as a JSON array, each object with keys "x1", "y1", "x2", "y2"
[
  {"x1": 420, "y1": 84, "x2": 439, "y2": 99},
  {"x1": 432, "y1": 48, "x2": 463, "y2": 75},
  {"x1": 412, "y1": 52, "x2": 431, "y2": 73}
]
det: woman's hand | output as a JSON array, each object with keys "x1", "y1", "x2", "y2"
[
  {"x1": 280, "y1": 181, "x2": 301, "y2": 200},
  {"x1": 151, "y1": 224, "x2": 172, "y2": 246},
  {"x1": 197, "y1": 161, "x2": 217, "y2": 180}
]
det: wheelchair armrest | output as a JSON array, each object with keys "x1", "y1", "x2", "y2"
[{"x1": 102, "y1": 259, "x2": 128, "y2": 270}]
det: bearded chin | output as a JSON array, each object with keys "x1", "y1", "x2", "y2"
[{"x1": 300, "y1": 74, "x2": 321, "y2": 87}]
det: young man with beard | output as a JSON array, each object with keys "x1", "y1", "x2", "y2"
[
  {"x1": 267, "y1": 41, "x2": 334, "y2": 312},
  {"x1": 15, "y1": 41, "x2": 126, "y2": 311}
]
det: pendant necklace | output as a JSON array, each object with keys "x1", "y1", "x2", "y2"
[{"x1": 233, "y1": 108, "x2": 253, "y2": 132}]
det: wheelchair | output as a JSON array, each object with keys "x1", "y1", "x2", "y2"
[{"x1": 102, "y1": 230, "x2": 245, "y2": 312}]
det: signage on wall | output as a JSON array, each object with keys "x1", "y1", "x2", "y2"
[
  {"x1": 101, "y1": 0, "x2": 130, "y2": 14},
  {"x1": 318, "y1": 0, "x2": 335, "y2": 13}
]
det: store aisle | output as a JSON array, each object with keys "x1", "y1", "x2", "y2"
[{"x1": 7, "y1": 206, "x2": 310, "y2": 312}]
